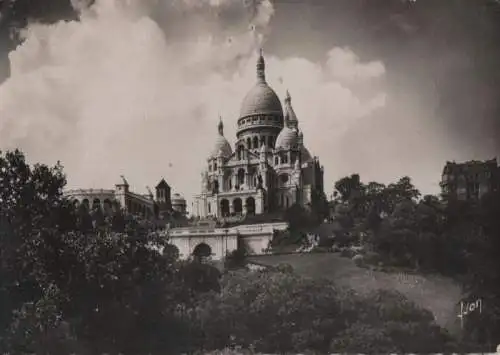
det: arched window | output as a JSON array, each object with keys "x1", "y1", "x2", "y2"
[
  {"x1": 253, "y1": 136, "x2": 259, "y2": 149},
  {"x1": 282, "y1": 153, "x2": 288, "y2": 164},
  {"x1": 247, "y1": 137, "x2": 252, "y2": 149},
  {"x1": 92, "y1": 198, "x2": 101, "y2": 210},
  {"x1": 220, "y1": 199, "x2": 230, "y2": 216},
  {"x1": 208, "y1": 202, "x2": 211, "y2": 214},
  {"x1": 275, "y1": 156, "x2": 279, "y2": 165},
  {"x1": 237, "y1": 145, "x2": 243, "y2": 160},
  {"x1": 237, "y1": 168, "x2": 245, "y2": 186}
]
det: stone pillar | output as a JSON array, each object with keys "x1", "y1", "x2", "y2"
[
  {"x1": 243, "y1": 199, "x2": 248, "y2": 215},
  {"x1": 218, "y1": 175, "x2": 224, "y2": 193},
  {"x1": 261, "y1": 170, "x2": 267, "y2": 189},
  {"x1": 232, "y1": 175, "x2": 238, "y2": 191},
  {"x1": 229, "y1": 199, "x2": 235, "y2": 214},
  {"x1": 255, "y1": 190, "x2": 264, "y2": 214},
  {"x1": 245, "y1": 172, "x2": 251, "y2": 188}
]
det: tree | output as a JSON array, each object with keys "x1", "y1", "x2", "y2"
[
  {"x1": 334, "y1": 174, "x2": 364, "y2": 202},
  {"x1": 283, "y1": 204, "x2": 314, "y2": 231},
  {"x1": 190, "y1": 269, "x2": 456, "y2": 353},
  {"x1": 0, "y1": 149, "x2": 67, "y2": 336},
  {"x1": 0, "y1": 149, "x2": 218, "y2": 354}
]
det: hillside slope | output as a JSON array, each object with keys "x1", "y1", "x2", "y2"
[{"x1": 247, "y1": 253, "x2": 463, "y2": 334}]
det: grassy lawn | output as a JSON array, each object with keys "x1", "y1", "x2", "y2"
[{"x1": 247, "y1": 253, "x2": 463, "y2": 335}]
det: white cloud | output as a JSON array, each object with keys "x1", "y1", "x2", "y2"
[{"x1": 0, "y1": 0, "x2": 386, "y2": 208}]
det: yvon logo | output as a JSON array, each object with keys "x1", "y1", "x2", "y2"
[{"x1": 457, "y1": 298, "x2": 482, "y2": 329}]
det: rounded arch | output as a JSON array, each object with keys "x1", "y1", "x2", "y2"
[
  {"x1": 252, "y1": 136, "x2": 259, "y2": 149},
  {"x1": 279, "y1": 173, "x2": 289, "y2": 187},
  {"x1": 192, "y1": 243, "x2": 212, "y2": 259},
  {"x1": 220, "y1": 198, "x2": 230, "y2": 216},
  {"x1": 233, "y1": 198, "x2": 243, "y2": 214},
  {"x1": 103, "y1": 199, "x2": 112, "y2": 214},
  {"x1": 92, "y1": 198, "x2": 101, "y2": 209},
  {"x1": 73, "y1": 199, "x2": 80, "y2": 208},
  {"x1": 246, "y1": 197, "x2": 256, "y2": 215},
  {"x1": 237, "y1": 168, "x2": 245, "y2": 186},
  {"x1": 82, "y1": 199, "x2": 90, "y2": 210},
  {"x1": 246, "y1": 137, "x2": 252, "y2": 149}
]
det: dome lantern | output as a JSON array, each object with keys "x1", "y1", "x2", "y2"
[
  {"x1": 218, "y1": 116, "x2": 224, "y2": 135},
  {"x1": 257, "y1": 48, "x2": 266, "y2": 83},
  {"x1": 284, "y1": 89, "x2": 298, "y2": 130}
]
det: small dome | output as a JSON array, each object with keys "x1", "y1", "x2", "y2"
[
  {"x1": 275, "y1": 127, "x2": 298, "y2": 150},
  {"x1": 301, "y1": 146, "x2": 313, "y2": 163},
  {"x1": 240, "y1": 82, "x2": 283, "y2": 118},
  {"x1": 172, "y1": 193, "x2": 186, "y2": 203},
  {"x1": 210, "y1": 134, "x2": 232, "y2": 158}
]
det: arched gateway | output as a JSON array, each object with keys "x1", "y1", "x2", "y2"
[{"x1": 192, "y1": 243, "x2": 212, "y2": 259}]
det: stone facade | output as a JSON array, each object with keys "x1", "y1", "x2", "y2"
[
  {"x1": 440, "y1": 158, "x2": 499, "y2": 201},
  {"x1": 193, "y1": 50, "x2": 324, "y2": 219},
  {"x1": 167, "y1": 222, "x2": 288, "y2": 260},
  {"x1": 64, "y1": 176, "x2": 186, "y2": 219}
]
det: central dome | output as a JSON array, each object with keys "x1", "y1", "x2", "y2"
[
  {"x1": 239, "y1": 82, "x2": 283, "y2": 118},
  {"x1": 239, "y1": 50, "x2": 283, "y2": 119}
]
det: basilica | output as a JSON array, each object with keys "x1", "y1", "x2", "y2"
[{"x1": 193, "y1": 50, "x2": 324, "y2": 219}]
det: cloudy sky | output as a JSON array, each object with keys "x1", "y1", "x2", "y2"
[{"x1": 0, "y1": 0, "x2": 499, "y2": 206}]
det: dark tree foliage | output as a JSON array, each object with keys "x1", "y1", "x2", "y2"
[
  {"x1": 0, "y1": 150, "x2": 217, "y2": 354},
  {"x1": 188, "y1": 269, "x2": 456, "y2": 353}
]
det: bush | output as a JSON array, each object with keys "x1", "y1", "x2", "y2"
[
  {"x1": 331, "y1": 244, "x2": 342, "y2": 253},
  {"x1": 363, "y1": 251, "x2": 382, "y2": 265},
  {"x1": 352, "y1": 254, "x2": 365, "y2": 267},
  {"x1": 224, "y1": 247, "x2": 247, "y2": 270},
  {"x1": 340, "y1": 247, "x2": 356, "y2": 258}
]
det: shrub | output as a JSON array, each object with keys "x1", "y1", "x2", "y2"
[
  {"x1": 352, "y1": 254, "x2": 365, "y2": 267},
  {"x1": 340, "y1": 247, "x2": 356, "y2": 258},
  {"x1": 363, "y1": 251, "x2": 382, "y2": 265},
  {"x1": 331, "y1": 244, "x2": 342, "y2": 253},
  {"x1": 224, "y1": 247, "x2": 247, "y2": 270}
]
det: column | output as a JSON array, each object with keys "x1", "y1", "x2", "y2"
[
  {"x1": 218, "y1": 175, "x2": 224, "y2": 192},
  {"x1": 229, "y1": 199, "x2": 235, "y2": 214},
  {"x1": 255, "y1": 190, "x2": 264, "y2": 214},
  {"x1": 232, "y1": 175, "x2": 237, "y2": 191},
  {"x1": 245, "y1": 171, "x2": 251, "y2": 188}
]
